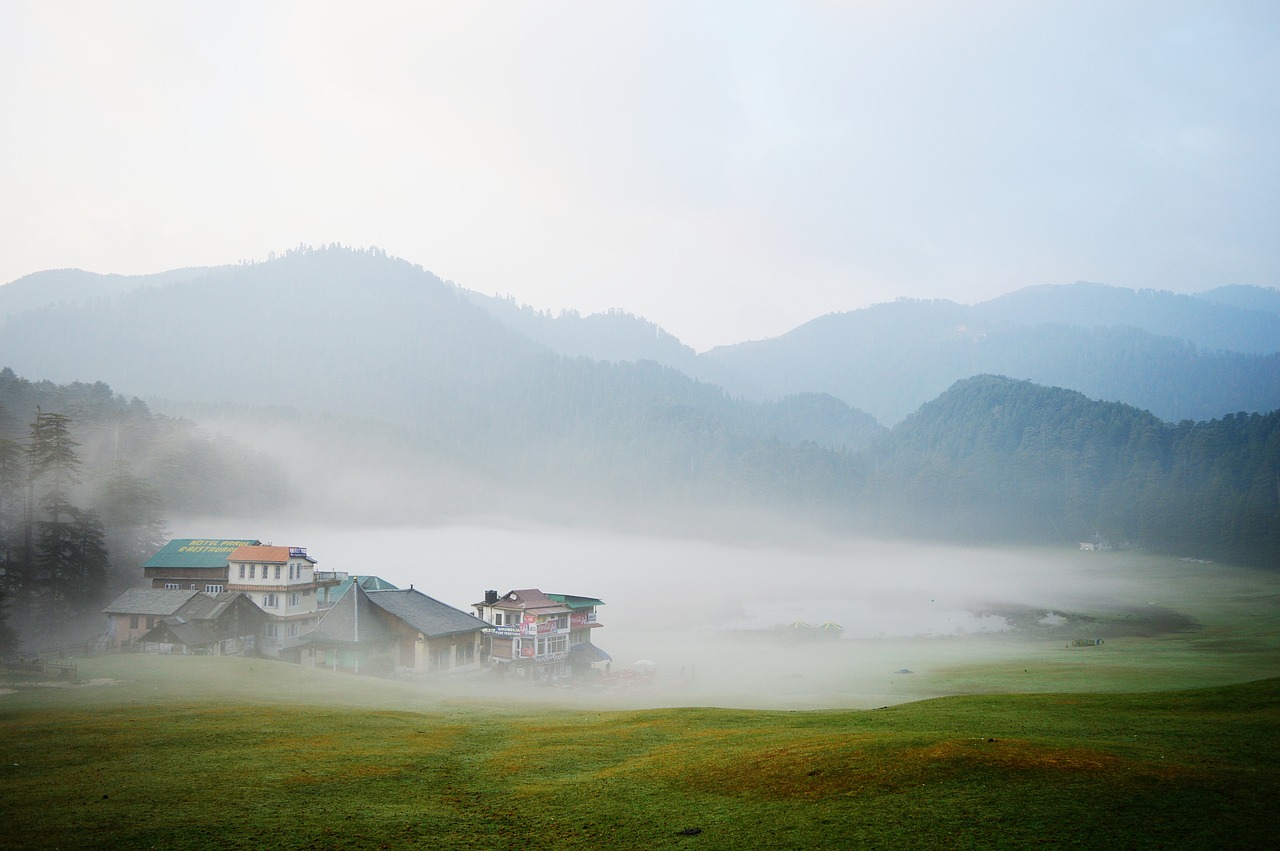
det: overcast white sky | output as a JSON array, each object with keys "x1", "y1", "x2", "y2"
[{"x1": 2, "y1": 1, "x2": 1277, "y2": 350}]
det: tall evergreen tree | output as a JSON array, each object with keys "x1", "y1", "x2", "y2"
[{"x1": 22, "y1": 412, "x2": 108, "y2": 635}]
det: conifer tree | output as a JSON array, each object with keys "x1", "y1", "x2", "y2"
[{"x1": 23, "y1": 411, "x2": 109, "y2": 633}]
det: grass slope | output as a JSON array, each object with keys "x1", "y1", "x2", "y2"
[{"x1": 1, "y1": 656, "x2": 1277, "y2": 849}]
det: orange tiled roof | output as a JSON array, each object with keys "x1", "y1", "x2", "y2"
[{"x1": 229, "y1": 545, "x2": 292, "y2": 563}]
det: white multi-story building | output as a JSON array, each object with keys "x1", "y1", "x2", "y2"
[{"x1": 226, "y1": 545, "x2": 337, "y2": 657}]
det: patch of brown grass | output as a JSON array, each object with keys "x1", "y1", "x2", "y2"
[{"x1": 631, "y1": 732, "x2": 1199, "y2": 801}]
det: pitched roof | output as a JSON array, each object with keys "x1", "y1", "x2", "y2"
[
  {"x1": 142, "y1": 538, "x2": 260, "y2": 570},
  {"x1": 175, "y1": 591, "x2": 255, "y2": 621},
  {"x1": 476, "y1": 589, "x2": 571, "y2": 615},
  {"x1": 368, "y1": 589, "x2": 490, "y2": 638},
  {"x1": 331, "y1": 574, "x2": 398, "y2": 601},
  {"x1": 102, "y1": 588, "x2": 201, "y2": 615},
  {"x1": 303, "y1": 583, "x2": 400, "y2": 646},
  {"x1": 142, "y1": 617, "x2": 218, "y2": 647}
]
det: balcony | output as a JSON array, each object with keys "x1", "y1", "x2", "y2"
[{"x1": 536, "y1": 650, "x2": 570, "y2": 663}]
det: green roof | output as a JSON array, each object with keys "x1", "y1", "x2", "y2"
[
  {"x1": 545, "y1": 593, "x2": 605, "y2": 609},
  {"x1": 332, "y1": 575, "x2": 399, "y2": 601},
  {"x1": 142, "y1": 538, "x2": 260, "y2": 570}
]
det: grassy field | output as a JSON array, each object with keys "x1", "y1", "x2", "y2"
[
  {"x1": 1, "y1": 654, "x2": 1277, "y2": 849},
  {"x1": 2, "y1": 554, "x2": 1277, "y2": 848}
]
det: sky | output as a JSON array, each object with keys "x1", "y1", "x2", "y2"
[{"x1": 2, "y1": 2, "x2": 1277, "y2": 351}]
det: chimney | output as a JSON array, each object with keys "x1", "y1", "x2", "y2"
[{"x1": 485, "y1": 589, "x2": 498, "y2": 605}]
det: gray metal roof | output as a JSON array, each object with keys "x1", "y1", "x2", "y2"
[
  {"x1": 304, "y1": 583, "x2": 400, "y2": 645},
  {"x1": 367, "y1": 589, "x2": 490, "y2": 638},
  {"x1": 143, "y1": 617, "x2": 218, "y2": 647},
  {"x1": 176, "y1": 591, "x2": 256, "y2": 621},
  {"x1": 102, "y1": 588, "x2": 201, "y2": 616}
]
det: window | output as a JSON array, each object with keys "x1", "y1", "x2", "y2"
[
  {"x1": 265, "y1": 624, "x2": 279, "y2": 638},
  {"x1": 205, "y1": 585, "x2": 223, "y2": 594},
  {"x1": 288, "y1": 623, "x2": 298, "y2": 637},
  {"x1": 239, "y1": 564, "x2": 245, "y2": 579},
  {"x1": 493, "y1": 612, "x2": 503, "y2": 626},
  {"x1": 164, "y1": 583, "x2": 180, "y2": 590},
  {"x1": 274, "y1": 565, "x2": 281, "y2": 580},
  {"x1": 536, "y1": 635, "x2": 568, "y2": 656},
  {"x1": 146, "y1": 616, "x2": 156, "y2": 630},
  {"x1": 129, "y1": 615, "x2": 139, "y2": 629},
  {"x1": 458, "y1": 642, "x2": 475, "y2": 664},
  {"x1": 289, "y1": 593, "x2": 299, "y2": 607},
  {"x1": 264, "y1": 593, "x2": 278, "y2": 608},
  {"x1": 249, "y1": 565, "x2": 255, "y2": 579},
  {"x1": 288, "y1": 564, "x2": 294, "y2": 580}
]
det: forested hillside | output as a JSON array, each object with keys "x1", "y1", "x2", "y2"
[
  {"x1": 0, "y1": 246, "x2": 883, "y2": 471},
  {"x1": 0, "y1": 370, "x2": 288, "y2": 649},
  {"x1": 865, "y1": 376, "x2": 1280, "y2": 565},
  {"x1": 974, "y1": 282, "x2": 1280, "y2": 354},
  {"x1": 458, "y1": 279, "x2": 1280, "y2": 427}
]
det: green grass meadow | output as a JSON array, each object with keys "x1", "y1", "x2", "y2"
[
  {"x1": 2, "y1": 555, "x2": 1278, "y2": 849},
  {"x1": 1, "y1": 654, "x2": 1277, "y2": 850}
]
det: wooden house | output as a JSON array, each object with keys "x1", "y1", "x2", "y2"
[{"x1": 102, "y1": 588, "x2": 266, "y2": 654}]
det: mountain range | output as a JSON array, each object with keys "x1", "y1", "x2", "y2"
[
  {"x1": 6, "y1": 249, "x2": 1279, "y2": 431},
  {"x1": 0, "y1": 245, "x2": 1276, "y2": 565}
]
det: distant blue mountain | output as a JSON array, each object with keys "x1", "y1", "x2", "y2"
[{"x1": 700, "y1": 285, "x2": 1280, "y2": 424}]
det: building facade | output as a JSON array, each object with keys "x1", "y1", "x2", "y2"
[
  {"x1": 225, "y1": 545, "x2": 338, "y2": 657},
  {"x1": 472, "y1": 589, "x2": 609, "y2": 681},
  {"x1": 101, "y1": 587, "x2": 266, "y2": 655},
  {"x1": 102, "y1": 588, "x2": 202, "y2": 649},
  {"x1": 141, "y1": 538, "x2": 260, "y2": 592}
]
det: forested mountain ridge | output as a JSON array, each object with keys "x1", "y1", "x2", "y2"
[
  {"x1": 8, "y1": 252, "x2": 1276, "y2": 432},
  {"x1": 973, "y1": 281, "x2": 1280, "y2": 354},
  {"x1": 1194, "y1": 284, "x2": 1280, "y2": 318},
  {"x1": 0, "y1": 247, "x2": 883, "y2": 481},
  {"x1": 866, "y1": 375, "x2": 1280, "y2": 565},
  {"x1": 0, "y1": 266, "x2": 218, "y2": 325},
  {"x1": 457, "y1": 278, "x2": 1280, "y2": 427}
]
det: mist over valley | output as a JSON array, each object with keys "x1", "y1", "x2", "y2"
[{"x1": 2, "y1": 246, "x2": 1276, "y2": 711}]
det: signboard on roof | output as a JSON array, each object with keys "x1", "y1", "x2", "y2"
[{"x1": 176, "y1": 540, "x2": 255, "y2": 554}]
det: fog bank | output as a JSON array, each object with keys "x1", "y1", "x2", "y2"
[{"x1": 158, "y1": 518, "x2": 1219, "y2": 708}]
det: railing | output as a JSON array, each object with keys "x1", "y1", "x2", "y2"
[
  {"x1": 3, "y1": 657, "x2": 78, "y2": 679},
  {"x1": 535, "y1": 651, "x2": 570, "y2": 663}
]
